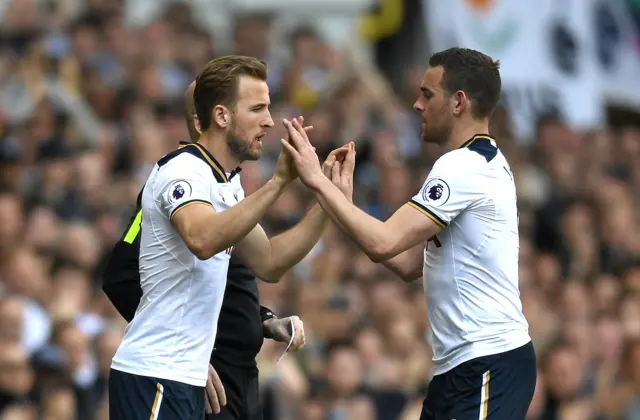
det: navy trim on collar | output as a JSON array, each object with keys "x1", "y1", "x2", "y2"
[
  {"x1": 459, "y1": 134, "x2": 498, "y2": 162},
  {"x1": 175, "y1": 140, "x2": 242, "y2": 181}
]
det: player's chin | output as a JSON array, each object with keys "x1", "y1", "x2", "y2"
[
  {"x1": 421, "y1": 126, "x2": 431, "y2": 143},
  {"x1": 422, "y1": 130, "x2": 441, "y2": 144},
  {"x1": 244, "y1": 148, "x2": 262, "y2": 161}
]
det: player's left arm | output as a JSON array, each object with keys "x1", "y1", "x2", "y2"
[
  {"x1": 233, "y1": 147, "x2": 351, "y2": 283},
  {"x1": 233, "y1": 206, "x2": 326, "y2": 283}
]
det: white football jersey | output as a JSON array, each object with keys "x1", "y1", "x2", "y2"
[
  {"x1": 111, "y1": 143, "x2": 242, "y2": 387},
  {"x1": 229, "y1": 172, "x2": 246, "y2": 202},
  {"x1": 409, "y1": 135, "x2": 530, "y2": 376}
]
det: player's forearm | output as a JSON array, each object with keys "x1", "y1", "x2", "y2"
[
  {"x1": 262, "y1": 204, "x2": 328, "y2": 282},
  {"x1": 381, "y1": 245, "x2": 424, "y2": 282},
  {"x1": 195, "y1": 179, "x2": 287, "y2": 258},
  {"x1": 315, "y1": 191, "x2": 350, "y2": 232},
  {"x1": 313, "y1": 177, "x2": 393, "y2": 262}
]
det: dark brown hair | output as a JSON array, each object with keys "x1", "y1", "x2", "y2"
[{"x1": 428, "y1": 47, "x2": 501, "y2": 119}]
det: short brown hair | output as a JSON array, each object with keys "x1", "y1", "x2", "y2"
[
  {"x1": 194, "y1": 55, "x2": 268, "y2": 132},
  {"x1": 428, "y1": 47, "x2": 501, "y2": 119}
]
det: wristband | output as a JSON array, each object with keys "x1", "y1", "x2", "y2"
[{"x1": 260, "y1": 306, "x2": 277, "y2": 339}]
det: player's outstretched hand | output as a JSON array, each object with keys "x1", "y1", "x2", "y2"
[
  {"x1": 322, "y1": 144, "x2": 350, "y2": 177},
  {"x1": 263, "y1": 316, "x2": 306, "y2": 351},
  {"x1": 273, "y1": 116, "x2": 313, "y2": 186},
  {"x1": 205, "y1": 364, "x2": 227, "y2": 414},
  {"x1": 329, "y1": 142, "x2": 355, "y2": 202},
  {"x1": 280, "y1": 118, "x2": 324, "y2": 189}
]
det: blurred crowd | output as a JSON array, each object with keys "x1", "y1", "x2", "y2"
[{"x1": 2, "y1": 1, "x2": 640, "y2": 420}]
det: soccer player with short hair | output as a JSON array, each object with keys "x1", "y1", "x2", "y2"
[
  {"x1": 107, "y1": 56, "x2": 351, "y2": 420},
  {"x1": 282, "y1": 47, "x2": 536, "y2": 420},
  {"x1": 103, "y1": 81, "x2": 320, "y2": 420}
]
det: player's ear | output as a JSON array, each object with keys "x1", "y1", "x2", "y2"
[
  {"x1": 452, "y1": 90, "x2": 467, "y2": 117},
  {"x1": 213, "y1": 105, "x2": 230, "y2": 128},
  {"x1": 193, "y1": 114, "x2": 202, "y2": 134}
]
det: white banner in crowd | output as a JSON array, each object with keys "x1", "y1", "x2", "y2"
[
  {"x1": 594, "y1": 0, "x2": 640, "y2": 109},
  {"x1": 423, "y1": 0, "x2": 607, "y2": 141}
]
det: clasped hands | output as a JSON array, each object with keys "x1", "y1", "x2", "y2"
[{"x1": 273, "y1": 116, "x2": 355, "y2": 201}]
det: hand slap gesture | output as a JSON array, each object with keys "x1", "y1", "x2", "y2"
[
  {"x1": 329, "y1": 142, "x2": 356, "y2": 202},
  {"x1": 280, "y1": 118, "x2": 325, "y2": 189},
  {"x1": 273, "y1": 116, "x2": 314, "y2": 185}
]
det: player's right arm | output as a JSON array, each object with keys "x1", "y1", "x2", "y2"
[
  {"x1": 313, "y1": 153, "x2": 424, "y2": 282},
  {"x1": 160, "y1": 153, "x2": 293, "y2": 260},
  {"x1": 282, "y1": 120, "x2": 482, "y2": 264}
]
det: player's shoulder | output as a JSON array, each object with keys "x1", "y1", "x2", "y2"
[
  {"x1": 148, "y1": 149, "x2": 217, "y2": 202},
  {"x1": 433, "y1": 136, "x2": 499, "y2": 175},
  {"x1": 161, "y1": 150, "x2": 211, "y2": 173},
  {"x1": 431, "y1": 148, "x2": 482, "y2": 178},
  {"x1": 153, "y1": 149, "x2": 217, "y2": 188}
]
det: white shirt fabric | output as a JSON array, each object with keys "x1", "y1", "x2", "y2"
[
  {"x1": 229, "y1": 172, "x2": 246, "y2": 202},
  {"x1": 409, "y1": 135, "x2": 530, "y2": 376},
  {"x1": 111, "y1": 144, "x2": 242, "y2": 386}
]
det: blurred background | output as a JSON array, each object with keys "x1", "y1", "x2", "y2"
[{"x1": 1, "y1": 0, "x2": 640, "y2": 419}]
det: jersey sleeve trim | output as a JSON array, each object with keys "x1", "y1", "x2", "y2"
[
  {"x1": 169, "y1": 199, "x2": 215, "y2": 221},
  {"x1": 408, "y1": 200, "x2": 447, "y2": 228}
]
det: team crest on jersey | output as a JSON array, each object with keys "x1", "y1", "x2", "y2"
[
  {"x1": 422, "y1": 178, "x2": 450, "y2": 206},
  {"x1": 168, "y1": 180, "x2": 192, "y2": 203}
]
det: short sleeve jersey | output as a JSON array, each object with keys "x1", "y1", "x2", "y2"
[
  {"x1": 409, "y1": 135, "x2": 530, "y2": 375},
  {"x1": 111, "y1": 143, "x2": 243, "y2": 387}
]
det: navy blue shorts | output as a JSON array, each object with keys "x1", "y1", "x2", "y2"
[
  {"x1": 420, "y1": 341, "x2": 537, "y2": 420},
  {"x1": 109, "y1": 369, "x2": 205, "y2": 420}
]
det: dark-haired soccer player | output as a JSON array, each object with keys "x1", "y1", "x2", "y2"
[{"x1": 283, "y1": 47, "x2": 536, "y2": 420}]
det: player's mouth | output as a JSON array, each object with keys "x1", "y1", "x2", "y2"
[{"x1": 255, "y1": 134, "x2": 266, "y2": 143}]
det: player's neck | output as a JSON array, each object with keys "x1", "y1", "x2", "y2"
[
  {"x1": 197, "y1": 131, "x2": 242, "y2": 172},
  {"x1": 444, "y1": 120, "x2": 491, "y2": 152}
]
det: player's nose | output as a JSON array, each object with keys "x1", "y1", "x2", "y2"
[
  {"x1": 413, "y1": 99, "x2": 424, "y2": 113},
  {"x1": 262, "y1": 113, "x2": 274, "y2": 128}
]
